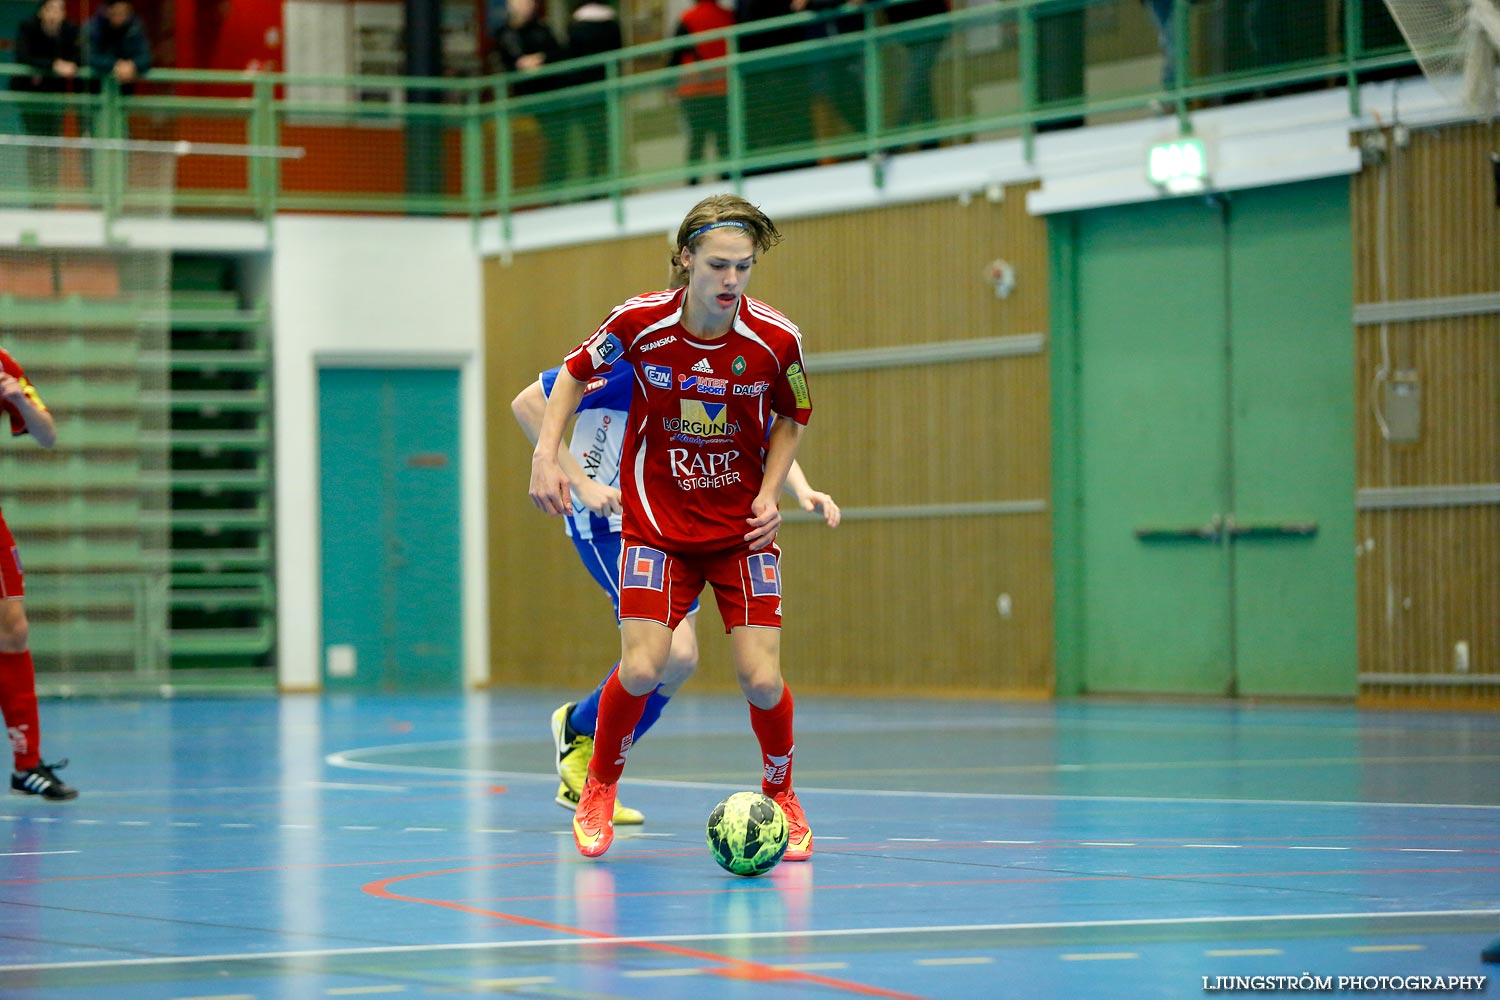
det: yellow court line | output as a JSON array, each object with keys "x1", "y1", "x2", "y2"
[
  {"x1": 1349, "y1": 944, "x2": 1425, "y2": 953},
  {"x1": 1206, "y1": 949, "x2": 1285, "y2": 957},
  {"x1": 917, "y1": 957, "x2": 996, "y2": 966},
  {"x1": 326, "y1": 988, "x2": 407, "y2": 996},
  {"x1": 472, "y1": 978, "x2": 555, "y2": 988},
  {"x1": 1060, "y1": 953, "x2": 1140, "y2": 961},
  {"x1": 622, "y1": 968, "x2": 706, "y2": 978}
]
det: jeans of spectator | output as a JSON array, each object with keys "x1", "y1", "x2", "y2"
[{"x1": 681, "y1": 94, "x2": 727, "y2": 174}]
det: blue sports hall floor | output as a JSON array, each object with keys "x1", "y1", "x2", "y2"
[{"x1": 0, "y1": 690, "x2": 1496, "y2": 999}]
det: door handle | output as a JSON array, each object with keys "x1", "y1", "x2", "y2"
[
  {"x1": 1134, "y1": 513, "x2": 1224, "y2": 542},
  {"x1": 1224, "y1": 515, "x2": 1317, "y2": 539}
]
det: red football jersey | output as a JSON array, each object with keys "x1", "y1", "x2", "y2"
[
  {"x1": 1, "y1": 347, "x2": 46, "y2": 438},
  {"x1": 563, "y1": 287, "x2": 812, "y2": 551}
]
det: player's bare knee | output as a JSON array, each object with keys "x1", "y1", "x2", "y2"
[
  {"x1": 0, "y1": 605, "x2": 29, "y2": 652},
  {"x1": 738, "y1": 676, "x2": 783, "y2": 709}
]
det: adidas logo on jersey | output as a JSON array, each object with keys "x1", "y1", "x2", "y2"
[{"x1": 691, "y1": 358, "x2": 714, "y2": 373}]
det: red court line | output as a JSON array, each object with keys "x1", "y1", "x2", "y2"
[{"x1": 362, "y1": 865, "x2": 926, "y2": 1000}]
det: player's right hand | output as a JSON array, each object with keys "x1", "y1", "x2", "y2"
[
  {"x1": 576, "y1": 480, "x2": 623, "y2": 518},
  {"x1": 529, "y1": 453, "x2": 571, "y2": 516}
]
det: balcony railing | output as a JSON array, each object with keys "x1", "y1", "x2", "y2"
[{"x1": 0, "y1": 0, "x2": 1417, "y2": 223}]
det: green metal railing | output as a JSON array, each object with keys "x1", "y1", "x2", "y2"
[{"x1": 0, "y1": 0, "x2": 1417, "y2": 225}]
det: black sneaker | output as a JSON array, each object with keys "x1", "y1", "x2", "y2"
[{"x1": 11, "y1": 759, "x2": 79, "y2": 800}]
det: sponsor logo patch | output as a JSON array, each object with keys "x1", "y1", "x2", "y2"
[
  {"x1": 732, "y1": 380, "x2": 770, "y2": 397},
  {"x1": 668, "y1": 447, "x2": 740, "y2": 490},
  {"x1": 785, "y1": 361, "x2": 811, "y2": 409},
  {"x1": 691, "y1": 358, "x2": 714, "y2": 374},
  {"x1": 641, "y1": 335, "x2": 677, "y2": 352},
  {"x1": 663, "y1": 399, "x2": 740, "y2": 439},
  {"x1": 587, "y1": 330, "x2": 623, "y2": 368},
  {"x1": 643, "y1": 363, "x2": 672, "y2": 389},
  {"x1": 747, "y1": 551, "x2": 781, "y2": 597},
  {"x1": 621, "y1": 545, "x2": 666, "y2": 591},
  {"x1": 678, "y1": 374, "x2": 728, "y2": 396}
]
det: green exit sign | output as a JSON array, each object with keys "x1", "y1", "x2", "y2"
[{"x1": 1148, "y1": 138, "x2": 1208, "y2": 194}]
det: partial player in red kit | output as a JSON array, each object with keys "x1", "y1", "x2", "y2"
[
  {"x1": 0, "y1": 346, "x2": 77, "y2": 800},
  {"x1": 529, "y1": 193, "x2": 811, "y2": 859}
]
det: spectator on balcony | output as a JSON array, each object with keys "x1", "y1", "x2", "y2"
[
  {"x1": 494, "y1": 0, "x2": 569, "y2": 187},
  {"x1": 794, "y1": 0, "x2": 866, "y2": 139},
  {"x1": 668, "y1": 0, "x2": 735, "y2": 182},
  {"x1": 86, "y1": 0, "x2": 151, "y2": 95},
  {"x1": 11, "y1": 0, "x2": 81, "y2": 190},
  {"x1": 881, "y1": 0, "x2": 948, "y2": 145},
  {"x1": 735, "y1": 0, "x2": 814, "y2": 168},
  {"x1": 563, "y1": 0, "x2": 624, "y2": 183}
]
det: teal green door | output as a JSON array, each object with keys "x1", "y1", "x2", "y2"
[
  {"x1": 319, "y1": 367, "x2": 463, "y2": 691},
  {"x1": 1053, "y1": 180, "x2": 1355, "y2": 698}
]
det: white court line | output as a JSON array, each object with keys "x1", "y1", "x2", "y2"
[
  {"x1": 323, "y1": 745, "x2": 1500, "y2": 812},
  {"x1": 4, "y1": 909, "x2": 1496, "y2": 974},
  {"x1": 308, "y1": 781, "x2": 410, "y2": 793},
  {"x1": 0, "y1": 850, "x2": 79, "y2": 857}
]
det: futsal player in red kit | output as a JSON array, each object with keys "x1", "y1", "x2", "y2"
[
  {"x1": 1, "y1": 346, "x2": 78, "y2": 800},
  {"x1": 529, "y1": 194, "x2": 812, "y2": 859}
]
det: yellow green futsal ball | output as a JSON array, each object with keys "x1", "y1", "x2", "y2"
[{"x1": 706, "y1": 791, "x2": 789, "y2": 877}]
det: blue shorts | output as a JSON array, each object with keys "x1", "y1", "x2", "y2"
[{"x1": 571, "y1": 531, "x2": 699, "y2": 621}]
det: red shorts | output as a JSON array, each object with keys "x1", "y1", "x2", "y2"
[
  {"x1": 0, "y1": 514, "x2": 22, "y2": 601},
  {"x1": 618, "y1": 539, "x2": 782, "y2": 633}
]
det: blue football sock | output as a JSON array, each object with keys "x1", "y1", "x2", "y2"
[
  {"x1": 633, "y1": 690, "x2": 671, "y2": 742},
  {"x1": 568, "y1": 665, "x2": 615, "y2": 738}
]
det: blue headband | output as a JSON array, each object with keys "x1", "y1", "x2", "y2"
[{"x1": 685, "y1": 220, "x2": 751, "y2": 244}]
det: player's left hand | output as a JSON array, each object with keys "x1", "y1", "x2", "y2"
[
  {"x1": 801, "y1": 491, "x2": 841, "y2": 529},
  {"x1": 745, "y1": 495, "x2": 781, "y2": 550},
  {"x1": 0, "y1": 373, "x2": 22, "y2": 403}
]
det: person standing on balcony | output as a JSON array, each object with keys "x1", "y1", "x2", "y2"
[
  {"x1": 882, "y1": 0, "x2": 948, "y2": 144},
  {"x1": 563, "y1": 0, "x2": 624, "y2": 185},
  {"x1": 11, "y1": 0, "x2": 81, "y2": 192},
  {"x1": 668, "y1": 0, "x2": 736, "y2": 182},
  {"x1": 494, "y1": 0, "x2": 570, "y2": 187},
  {"x1": 0, "y1": 347, "x2": 78, "y2": 801},
  {"x1": 734, "y1": 0, "x2": 814, "y2": 169},
  {"x1": 86, "y1": 0, "x2": 151, "y2": 94}
]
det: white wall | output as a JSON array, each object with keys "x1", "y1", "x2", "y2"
[{"x1": 271, "y1": 215, "x2": 487, "y2": 691}]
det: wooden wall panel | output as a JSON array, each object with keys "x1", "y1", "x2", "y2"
[
  {"x1": 798, "y1": 356, "x2": 1050, "y2": 509},
  {"x1": 1356, "y1": 507, "x2": 1500, "y2": 704},
  {"x1": 1352, "y1": 122, "x2": 1500, "y2": 302},
  {"x1": 484, "y1": 188, "x2": 1054, "y2": 695},
  {"x1": 750, "y1": 194, "x2": 1048, "y2": 349},
  {"x1": 1355, "y1": 315, "x2": 1500, "y2": 488},
  {"x1": 691, "y1": 513, "x2": 1054, "y2": 697},
  {"x1": 1350, "y1": 120, "x2": 1500, "y2": 707}
]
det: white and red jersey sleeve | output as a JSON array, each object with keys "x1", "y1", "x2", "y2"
[{"x1": 0, "y1": 347, "x2": 46, "y2": 438}]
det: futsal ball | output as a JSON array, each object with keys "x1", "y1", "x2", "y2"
[{"x1": 706, "y1": 791, "x2": 789, "y2": 877}]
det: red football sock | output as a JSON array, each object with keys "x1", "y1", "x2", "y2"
[
  {"x1": 0, "y1": 650, "x2": 40, "y2": 771},
  {"x1": 749, "y1": 684, "x2": 795, "y2": 797},
  {"x1": 589, "y1": 670, "x2": 650, "y2": 785}
]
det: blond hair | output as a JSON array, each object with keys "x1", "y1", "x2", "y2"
[{"x1": 668, "y1": 194, "x2": 782, "y2": 288}]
